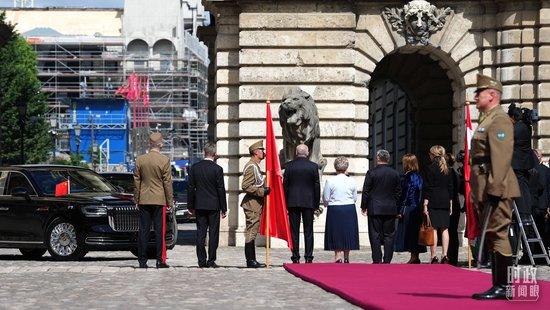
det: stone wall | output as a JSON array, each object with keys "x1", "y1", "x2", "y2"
[{"x1": 203, "y1": 0, "x2": 549, "y2": 248}]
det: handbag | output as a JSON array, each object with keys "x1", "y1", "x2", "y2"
[{"x1": 418, "y1": 215, "x2": 435, "y2": 246}]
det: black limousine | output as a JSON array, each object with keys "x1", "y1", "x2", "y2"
[{"x1": 0, "y1": 165, "x2": 177, "y2": 260}]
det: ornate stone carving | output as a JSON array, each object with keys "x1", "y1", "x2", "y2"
[
  {"x1": 278, "y1": 88, "x2": 326, "y2": 172},
  {"x1": 383, "y1": 0, "x2": 453, "y2": 45}
]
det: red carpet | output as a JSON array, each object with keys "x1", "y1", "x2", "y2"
[{"x1": 284, "y1": 263, "x2": 549, "y2": 309}]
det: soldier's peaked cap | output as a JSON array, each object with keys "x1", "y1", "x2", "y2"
[
  {"x1": 249, "y1": 140, "x2": 264, "y2": 152},
  {"x1": 149, "y1": 132, "x2": 163, "y2": 144},
  {"x1": 476, "y1": 74, "x2": 503, "y2": 93}
]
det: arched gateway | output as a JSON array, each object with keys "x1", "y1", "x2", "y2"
[
  {"x1": 199, "y1": 0, "x2": 548, "y2": 247},
  {"x1": 368, "y1": 47, "x2": 465, "y2": 170}
]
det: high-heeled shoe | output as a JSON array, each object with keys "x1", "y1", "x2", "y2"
[
  {"x1": 344, "y1": 258, "x2": 349, "y2": 264},
  {"x1": 440, "y1": 256, "x2": 450, "y2": 264},
  {"x1": 431, "y1": 256, "x2": 439, "y2": 264},
  {"x1": 335, "y1": 259, "x2": 343, "y2": 263}
]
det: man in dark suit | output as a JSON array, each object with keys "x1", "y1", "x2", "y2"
[
  {"x1": 283, "y1": 144, "x2": 321, "y2": 263},
  {"x1": 361, "y1": 149, "x2": 402, "y2": 263},
  {"x1": 529, "y1": 149, "x2": 550, "y2": 263},
  {"x1": 187, "y1": 142, "x2": 227, "y2": 268}
]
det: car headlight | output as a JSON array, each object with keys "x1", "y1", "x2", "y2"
[{"x1": 81, "y1": 205, "x2": 108, "y2": 217}]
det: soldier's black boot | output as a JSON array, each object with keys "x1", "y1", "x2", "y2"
[
  {"x1": 245, "y1": 240, "x2": 253, "y2": 261},
  {"x1": 472, "y1": 252, "x2": 510, "y2": 300},
  {"x1": 245, "y1": 241, "x2": 265, "y2": 268}
]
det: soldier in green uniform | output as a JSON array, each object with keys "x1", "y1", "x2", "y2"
[
  {"x1": 470, "y1": 74, "x2": 521, "y2": 300},
  {"x1": 241, "y1": 140, "x2": 270, "y2": 268}
]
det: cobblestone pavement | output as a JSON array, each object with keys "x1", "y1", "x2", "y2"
[{"x1": 1, "y1": 224, "x2": 549, "y2": 309}]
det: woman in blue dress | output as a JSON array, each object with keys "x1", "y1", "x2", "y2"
[{"x1": 395, "y1": 154, "x2": 426, "y2": 263}]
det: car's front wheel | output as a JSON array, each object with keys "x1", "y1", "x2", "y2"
[
  {"x1": 46, "y1": 218, "x2": 86, "y2": 261},
  {"x1": 19, "y1": 248, "x2": 47, "y2": 259}
]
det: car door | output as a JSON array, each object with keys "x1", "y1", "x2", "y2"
[
  {"x1": 1, "y1": 171, "x2": 43, "y2": 243},
  {"x1": 0, "y1": 171, "x2": 11, "y2": 241}
]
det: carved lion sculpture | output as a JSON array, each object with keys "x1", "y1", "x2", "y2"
[{"x1": 278, "y1": 88, "x2": 326, "y2": 172}]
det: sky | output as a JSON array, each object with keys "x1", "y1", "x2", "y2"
[{"x1": 0, "y1": 0, "x2": 124, "y2": 8}]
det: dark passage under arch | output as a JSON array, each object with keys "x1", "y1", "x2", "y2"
[{"x1": 368, "y1": 52, "x2": 455, "y2": 171}]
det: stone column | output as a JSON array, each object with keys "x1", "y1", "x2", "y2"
[
  {"x1": 538, "y1": 1, "x2": 550, "y2": 158},
  {"x1": 205, "y1": 1, "x2": 241, "y2": 246},
  {"x1": 494, "y1": 1, "x2": 537, "y2": 109},
  {"x1": 197, "y1": 19, "x2": 218, "y2": 143}
]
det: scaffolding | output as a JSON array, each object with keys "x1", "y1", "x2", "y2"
[{"x1": 30, "y1": 34, "x2": 209, "y2": 167}]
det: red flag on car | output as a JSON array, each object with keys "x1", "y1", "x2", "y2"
[
  {"x1": 259, "y1": 101, "x2": 293, "y2": 250},
  {"x1": 54, "y1": 179, "x2": 70, "y2": 197},
  {"x1": 464, "y1": 103, "x2": 480, "y2": 240}
]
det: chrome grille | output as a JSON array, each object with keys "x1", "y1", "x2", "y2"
[{"x1": 108, "y1": 205, "x2": 140, "y2": 232}]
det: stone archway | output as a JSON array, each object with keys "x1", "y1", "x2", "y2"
[{"x1": 368, "y1": 49, "x2": 460, "y2": 170}]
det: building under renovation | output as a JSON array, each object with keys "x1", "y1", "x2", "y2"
[{"x1": 4, "y1": 0, "x2": 209, "y2": 170}]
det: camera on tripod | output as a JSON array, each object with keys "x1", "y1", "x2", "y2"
[{"x1": 507, "y1": 103, "x2": 539, "y2": 125}]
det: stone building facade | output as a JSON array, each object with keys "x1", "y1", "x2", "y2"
[{"x1": 199, "y1": 0, "x2": 550, "y2": 247}]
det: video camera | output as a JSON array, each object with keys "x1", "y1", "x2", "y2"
[{"x1": 508, "y1": 103, "x2": 539, "y2": 126}]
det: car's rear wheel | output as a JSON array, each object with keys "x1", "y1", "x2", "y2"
[
  {"x1": 46, "y1": 218, "x2": 86, "y2": 261},
  {"x1": 19, "y1": 248, "x2": 47, "y2": 259}
]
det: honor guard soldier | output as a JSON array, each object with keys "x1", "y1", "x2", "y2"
[
  {"x1": 470, "y1": 74, "x2": 520, "y2": 300},
  {"x1": 133, "y1": 132, "x2": 173, "y2": 269},
  {"x1": 241, "y1": 140, "x2": 270, "y2": 268}
]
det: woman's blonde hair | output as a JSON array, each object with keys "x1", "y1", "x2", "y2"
[
  {"x1": 430, "y1": 145, "x2": 448, "y2": 175},
  {"x1": 402, "y1": 154, "x2": 419, "y2": 173}
]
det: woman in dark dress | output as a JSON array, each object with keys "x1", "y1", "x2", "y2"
[
  {"x1": 395, "y1": 154, "x2": 426, "y2": 263},
  {"x1": 446, "y1": 153, "x2": 462, "y2": 266},
  {"x1": 423, "y1": 145, "x2": 454, "y2": 264}
]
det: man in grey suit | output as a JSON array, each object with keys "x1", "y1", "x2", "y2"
[{"x1": 134, "y1": 132, "x2": 173, "y2": 269}]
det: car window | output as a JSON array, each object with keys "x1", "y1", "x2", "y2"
[
  {"x1": 0, "y1": 172, "x2": 8, "y2": 195},
  {"x1": 31, "y1": 169, "x2": 115, "y2": 195},
  {"x1": 6, "y1": 172, "x2": 36, "y2": 196},
  {"x1": 104, "y1": 175, "x2": 135, "y2": 192},
  {"x1": 172, "y1": 180, "x2": 188, "y2": 202},
  {"x1": 173, "y1": 180, "x2": 188, "y2": 193}
]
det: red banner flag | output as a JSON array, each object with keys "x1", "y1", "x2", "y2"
[
  {"x1": 259, "y1": 101, "x2": 293, "y2": 250},
  {"x1": 464, "y1": 104, "x2": 480, "y2": 240},
  {"x1": 54, "y1": 179, "x2": 70, "y2": 197}
]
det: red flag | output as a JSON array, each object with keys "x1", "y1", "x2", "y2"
[
  {"x1": 464, "y1": 104, "x2": 480, "y2": 240},
  {"x1": 259, "y1": 101, "x2": 293, "y2": 250},
  {"x1": 54, "y1": 179, "x2": 70, "y2": 197}
]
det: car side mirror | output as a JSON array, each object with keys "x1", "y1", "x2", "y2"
[{"x1": 11, "y1": 187, "x2": 30, "y2": 199}]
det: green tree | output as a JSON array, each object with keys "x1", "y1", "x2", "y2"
[
  {"x1": 0, "y1": 12, "x2": 51, "y2": 165},
  {"x1": 0, "y1": 11, "x2": 15, "y2": 48},
  {"x1": 52, "y1": 154, "x2": 88, "y2": 168}
]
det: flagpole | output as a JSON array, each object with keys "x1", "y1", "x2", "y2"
[
  {"x1": 265, "y1": 99, "x2": 271, "y2": 268},
  {"x1": 467, "y1": 241, "x2": 472, "y2": 268},
  {"x1": 464, "y1": 101, "x2": 473, "y2": 269},
  {"x1": 265, "y1": 170, "x2": 271, "y2": 268}
]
